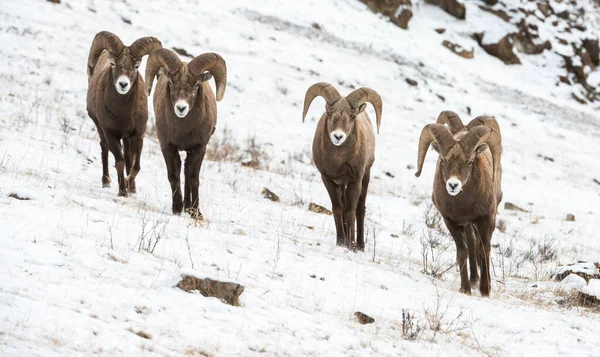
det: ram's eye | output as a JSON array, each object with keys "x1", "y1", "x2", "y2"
[
  {"x1": 440, "y1": 158, "x2": 446, "y2": 165},
  {"x1": 134, "y1": 64, "x2": 140, "y2": 69},
  {"x1": 110, "y1": 62, "x2": 116, "y2": 67},
  {"x1": 467, "y1": 161, "x2": 473, "y2": 166}
]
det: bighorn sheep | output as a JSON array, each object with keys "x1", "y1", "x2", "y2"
[
  {"x1": 415, "y1": 111, "x2": 503, "y2": 296},
  {"x1": 86, "y1": 31, "x2": 162, "y2": 196},
  {"x1": 302, "y1": 82, "x2": 382, "y2": 251},
  {"x1": 145, "y1": 48, "x2": 226, "y2": 218}
]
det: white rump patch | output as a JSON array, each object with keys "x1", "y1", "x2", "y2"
[
  {"x1": 446, "y1": 176, "x2": 462, "y2": 196},
  {"x1": 330, "y1": 130, "x2": 347, "y2": 146},
  {"x1": 115, "y1": 75, "x2": 131, "y2": 95},
  {"x1": 174, "y1": 100, "x2": 190, "y2": 118}
]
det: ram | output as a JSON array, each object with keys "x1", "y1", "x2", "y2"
[
  {"x1": 145, "y1": 48, "x2": 226, "y2": 218},
  {"x1": 86, "y1": 31, "x2": 162, "y2": 196},
  {"x1": 415, "y1": 111, "x2": 502, "y2": 296},
  {"x1": 302, "y1": 82, "x2": 382, "y2": 251}
]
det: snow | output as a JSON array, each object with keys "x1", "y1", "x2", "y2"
[{"x1": 1, "y1": 0, "x2": 600, "y2": 356}]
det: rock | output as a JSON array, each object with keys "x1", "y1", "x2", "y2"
[
  {"x1": 424, "y1": 0, "x2": 465, "y2": 19},
  {"x1": 308, "y1": 202, "x2": 332, "y2": 215},
  {"x1": 361, "y1": 0, "x2": 413, "y2": 29},
  {"x1": 556, "y1": 10, "x2": 570, "y2": 19},
  {"x1": 537, "y1": 1, "x2": 553, "y2": 17},
  {"x1": 594, "y1": 178, "x2": 600, "y2": 185},
  {"x1": 473, "y1": 33, "x2": 521, "y2": 65},
  {"x1": 47, "y1": 0, "x2": 60, "y2": 3},
  {"x1": 354, "y1": 312, "x2": 375, "y2": 324},
  {"x1": 561, "y1": 273, "x2": 587, "y2": 290},
  {"x1": 121, "y1": 16, "x2": 132, "y2": 25},
  {"x1": 504, "y1": 202, "x2": 528, "y2": 212},
  {"x1": 571, "y1": 93, "x2": 587, "y2": 104},
  {"x1": 514, "y1": 19, "x2": 552, "y2": 55},
  {"x1": 311, "y1": 22, "x2": 322, "y2": 30},
  {"x1": 176, "y1": 275, "x2": 245, "y2": 306},
  {"x1": 8, "y1": 193, "x2": 31, "y2": 201},
  {"x1": 479, "y1": 6, "x2": 511, "y2": 22},
  {"x1": 565, "y1": 214, "x2": 576, "y2": 221},
  {"x1": 551, "y1": 261, "x2": 600, "y2": 282},
  {"x1": 442, "y1": 40, "x2": 474, "y2": 59},
  {"x1": 406, "y1": 78, "x2": 418, "y2": 86},
  {"x1": 583, "y1": 39, "x2": 599, "y2": 66},
  {"x1": 435, "y1": 28, "x2": 446, "y2": 34},
  {"x1": 481, "y1": 0, "x2": 497, "y2": 4},
  {"x1": 261, "y1": 187, "x2": 280, "y2": 202}
]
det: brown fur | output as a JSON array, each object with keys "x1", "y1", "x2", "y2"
[
  {"x1": 86, "y1": 32, "x2": 161, "y2": 197},
  {"x1": 151, "y1": 58, "x2": 222, "y2": 218},
  {"x1": 430, "y1": 130, "x2": 503, "y2": 296},
  {"x1": 87, "y1": 51, "x2": 148, "y2": 196},
  {"x1": 309, "y1": 93, "x2": 379, "y2": 251}
]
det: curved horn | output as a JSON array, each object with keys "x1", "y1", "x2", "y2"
[
  {"x1": 87, "y1": 31, "x2": 124, "y2": 76},
  {"x1": 465, "y1": 116, "x2": 502, "y2": 136},
  {"x1": 129, "y1": 36, "x2": 162, "y2": 59},
  {"x1": 436, "y1": 111, "x2": 464, "y2": 134},
  {"x1": 415, "y1": 124, "x2": 456, "y2": 177},
  {"x1": 346, "y1": 88, "x2": 383, "y2": 134},
  {"x1": 144, "y1": 48, "x2": 183, "y2": 96},
  {"x1": 302, "y1": 82, "x2": 342, "y2": 122},
  {"x1": 188, "y1": 53, "x2": 227, "y2": 102},
  {"x1": 460, "y1": 123, "x2": 502, "y2": 182}
]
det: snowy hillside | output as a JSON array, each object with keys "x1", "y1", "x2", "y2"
[{"x1": 1, "y1": 0, "x2": 600, "y2": 356}]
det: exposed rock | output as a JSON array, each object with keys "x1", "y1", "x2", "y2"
[
  {"x1": 481, "y1": 0, "x2": 497, "y2": 4},
  {"x1": 406, "y1": 78, "x2": 418, "y2": 86},
  {"x1": 176, "y1": 275, "x2": 245, "y2": 306},
  {"x1": 583, "y1": 39, "x2": 599, "y2": 66},
  {"x1": 424, "y1": 0, "x2": 465, "y2": 19},
  {"x1": 9, "y1": 193, "x2": 31, "y2": 201},
  {"x1": 308, "y1": 202, "x2": 332, "y2": 215},
  {"x1": 537, "y1": 1, "x2": 554, "y2": 17},
  {"x1": 361, "y1": 0, "x2": 413, "y2": 29},
  {"x1": 514, "y1": 19, "x2": 552, "y2": 55},
  {"x1": 435, "y1": 28, "x2": 446, "y2": 34},
  {"x1": 551, "y1": 261, "x2": 600, "y2": 282},
  {"x1": 47, "y1": 0, "x2": 60, "y2": 3},
  {"x1": 442, "y1": 40, "x2": 474, "y2": 59},
  {"x1": 479, "y1": 6, "x2": 511, "y2": 22},
  {"x1": 354, "y1": 312, "x2": 375, "y2": 324},
  {"x1": 473, "y1": 33, "x2": 521, "y2": 65},
  {"x1": 565, "y1": 214, "x2": 576, "y2": 221},
  {"x1": 504, "y1": 202, "x2": 528, "y2": 212},
  {"x1": 261, "y1": 187, "x2": 280, "y2": 202}
]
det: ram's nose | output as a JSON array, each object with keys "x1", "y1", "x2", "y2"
[{"x1": 174, "y1": 100, "x2": 189, "y2": 118}]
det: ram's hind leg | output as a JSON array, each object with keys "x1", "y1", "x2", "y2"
[
  {"x1": 444, "y1": 218, "x2": 470, "y2": 294},
  {"x1": 466, "y1": 223, "x2": 480, "y2": 285},
  {"x1": 105, "y1": 132, "x2": 127, "y2": 197},
  {"x1": 355, "y1": 171, "x2": 370, "y2": 252},
  {"x1": 343, "y1": 181, "x2": 361, "y2": 251},
  {"x1": 322, "y1": 177, "x2": 344, "y2": 246},
  {"x1": 125, "y1": 135, "x2": 143, "y2": 194},
  {"x1": 475, "y1": 216, "x2": 494, "y2": 297}
]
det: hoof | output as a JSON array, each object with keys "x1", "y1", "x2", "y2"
[
  {"x1": 172, "y1": 202, "x2": 183, "y2": 215},
  {"x1": 117, "y1": 190, "x2": 128, "y2": 198},
  {"x1": 102, "y1": 176, "x2": 111, "y2": 188},
  {"x1": 459, "y1": 287, "x2": 472, "y2": 295},
  {"x1": 470, "y1": 276, "x2": 480, "y2": 286},
  {"x1": 126, "y1": 177, "x2": 136, "y2": 194},
  {"x1": 187, "y1": 207, "x2": 204, "y2": 220}
]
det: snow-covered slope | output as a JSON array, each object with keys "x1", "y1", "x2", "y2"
[{"x1": 1, "y1": 0, "x2": 600, "y2": 356}]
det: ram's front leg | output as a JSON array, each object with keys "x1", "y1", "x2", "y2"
[
  {"x1": 161, "y1": 144, "x2": 182, "y2": 214},
  {"x1": 321, "y1": 176, "x2": 345, "y2": 246}
]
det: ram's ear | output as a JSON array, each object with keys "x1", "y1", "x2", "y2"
[
  {"x1": 357, "y1": 103, "x2": 367, "y2": 114},
  {"x1": 431, "y1": 142, "x2": 440, "y2": 153},
  {"x1": 475, "y1": 143, "x2": 488, "y2": 156}
]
